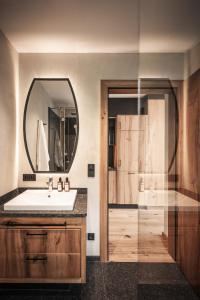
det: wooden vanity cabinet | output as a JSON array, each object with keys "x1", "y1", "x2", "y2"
[{"x1": 0, "y1": 217, "x2": 86, "y2": 283}]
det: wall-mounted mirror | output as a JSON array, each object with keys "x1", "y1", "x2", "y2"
[{"x1": 24, "y1": 78, "x2": 79, "y2": 173}]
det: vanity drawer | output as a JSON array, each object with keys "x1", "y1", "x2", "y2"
[
  {"x1": 24, "y1": 229, "x2": 81, "y2": 254},
  {"x1": 0, "y1": 228, "x2": 81, "y2": 254},
  {"x1": 0, "y1": 217, "x2": 82, "y2": 227},
  {"x1": 24, "y1": 254, "x2": 81, "y2": 279},
  {"x1": 0, "y1": 253, "x2": 81, "y2": 280}
]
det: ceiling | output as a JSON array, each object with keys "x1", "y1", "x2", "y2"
[{"x1": 0, "y1": 0, "x2": 199, "y2": 53}]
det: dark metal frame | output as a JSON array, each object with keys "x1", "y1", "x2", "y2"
[{"x1": 23, "y1": 78, "x2": 79, "y2": 173}]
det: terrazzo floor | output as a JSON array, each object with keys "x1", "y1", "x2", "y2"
[{"x1": 0, "y1": 261, "x2": 199, "y2": 300}]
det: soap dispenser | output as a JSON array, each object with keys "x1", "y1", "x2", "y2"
[
  {"x1": 57, "y1": 177, "x2": 63, "y2": 192},
  {"x1": 64, "y1": 177, "x2": 70, "y2": 192}
]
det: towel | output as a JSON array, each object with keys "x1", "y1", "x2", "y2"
[
  {"x1": 54, "y1": 130, "x2": 64, "y2": 169},
  {"x1": 36, "y1": 120, "x2": 50, "y2": 171}
]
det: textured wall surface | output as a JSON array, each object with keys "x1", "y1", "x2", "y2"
[{"x1": 0, "y1": 31, "x2": 18, "y2": 196}]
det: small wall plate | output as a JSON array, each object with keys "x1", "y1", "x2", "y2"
[
  {"x1": 23, "y1": 174, "x2": 36, "y2": 181},
  {"x1": 87, "y1": 233, "x2": 95, "y2": 240},
  {"x1": 88, "y1": 164, "x2": 95, "y2": 177}
]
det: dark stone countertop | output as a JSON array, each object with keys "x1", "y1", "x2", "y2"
[{"x1": 0, "y1": 188, "x2": 87, "y2": 218}]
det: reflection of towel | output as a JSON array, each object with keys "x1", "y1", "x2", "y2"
[
  {"x1": 37, "y1": 120, "x2": 50, "y2": 171},
  {"x1": 54, "y1": 131, "x2": 64, "y2": 169}
]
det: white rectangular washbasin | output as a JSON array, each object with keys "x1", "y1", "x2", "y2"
[{"x1": 4, "y1": 189, "x2": 77, "y2": 211}]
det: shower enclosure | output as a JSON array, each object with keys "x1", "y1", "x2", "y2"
[
  {"x1": 48, "y1": 107, "x2": 78, "y2": 172},
  {"x1": 107, "y1": 79, "x2": 179, "y2": 263}
]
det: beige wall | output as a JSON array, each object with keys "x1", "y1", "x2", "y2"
[
  {"x1": 18, "y1": 53, "x2": 184, "y2": 256},
  {"x1": 185, "y1": 42, "x2": 200, "y2": 77},
  {"x1": 139, "y1": 53, "x2": 184, "y2": 79},
  {"x1": 0, "y1": 31, "x2": 18, "y2": 196}
]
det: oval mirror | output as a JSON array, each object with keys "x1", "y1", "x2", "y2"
[{"x1": 24, "y1": 78, "x2": 79, "y2": 173}]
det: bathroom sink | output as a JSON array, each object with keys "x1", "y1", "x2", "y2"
[{"x1": 4, "y1": 189, "x2": 77, "y2": 211}]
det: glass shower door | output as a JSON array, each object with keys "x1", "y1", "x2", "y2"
[{"x1": 137, "y1": 79, "x2": 178, "y2": 265}]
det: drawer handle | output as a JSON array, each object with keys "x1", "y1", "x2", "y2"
[
  {"x1": 26, "y1": 232, "x2": 48, "y2": 237},
  {"x1": 6, "y1": 221, "x2": 67, "y2": 227},
  {"x1": 128, "y1": 172, "x2": 135, "y2": 174},
  {"x1": 25, "y1": 255, "x2": 48, "y2": 262}
]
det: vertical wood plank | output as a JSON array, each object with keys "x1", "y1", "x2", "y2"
[{"x1": 108, "y1": 170, "x2": 117, "y2": 204}]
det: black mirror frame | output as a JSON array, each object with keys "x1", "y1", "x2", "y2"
[{"x1": 23, "y1": 78, "x2": 79, "y2": 173}]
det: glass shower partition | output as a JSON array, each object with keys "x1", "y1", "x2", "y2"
[{"x1": 137, "y1": 79, "x2": 178, "y2": 286}]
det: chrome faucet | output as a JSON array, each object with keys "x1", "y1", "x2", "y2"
[{"x1": 47, "y1": 177, "x2": 53, "y2": 193}]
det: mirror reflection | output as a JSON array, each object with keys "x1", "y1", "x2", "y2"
[{"x1": 24, "y1": 79, "x2": 78, "y2": 173}]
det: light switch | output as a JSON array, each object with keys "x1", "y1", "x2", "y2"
[{"x1": 88, "y1": 164, "x2": 95, "y2": 177}]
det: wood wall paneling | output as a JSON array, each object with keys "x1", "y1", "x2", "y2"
[
  {"x1": 177, "y1": 210, "x2": 200, "y2": 292},
  {"x1": 177, "y1": 70, "x2": 200, "y2": 195},
  {"x1": 176, "y1": 69, "x2": 200, "y2": 296},
  {"x1": 108, "y1": 170, "x2": 117, "y2": 204}
]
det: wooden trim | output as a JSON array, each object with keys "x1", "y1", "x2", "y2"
[
  {"x1": 100, "y1": 81, "x2": 108, "y2": 262},
  {"x1": 109, "y1": 88, "x2": 137, "y2": 94},
  {"x1": 100, "y1": 80, "x2": 137, "y2": 262},
  {"x1": 81, "y1": 217, "x2": 86, "y2": 283}
]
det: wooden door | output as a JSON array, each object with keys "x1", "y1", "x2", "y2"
[
  {"x1": 116, "y1": 116, "x2": 147, "y2": 173},
  {"x1": 108, "y1": 170, "x2": 117, "y2": 204},
  {"x1": 117, "y1": 172, "x2": 139, "y2": 204},
  {"x1": 116, "y1": 115, "x2": 146, "y2": 131},
  {"x1": 116, "y1": 115, "x2": 146, "y2": 204},
  {"x1": 145, "y1": 99, "x2": 165, "y2": 174},
  {"x1": 117, "y1": 130, "x2": 139, "y2": 172}
]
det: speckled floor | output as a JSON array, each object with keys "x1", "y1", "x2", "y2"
[{"x1": 0, "y1": 262, "x2": 199, "y2": 300}]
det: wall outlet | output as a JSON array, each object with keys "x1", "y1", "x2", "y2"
[
  {"x1": 87, "y1": 233, "x2": 95, "y2": 240},
  {"x1": 23, "y1": 174, "x2": 36, "y2": 181}
]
